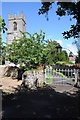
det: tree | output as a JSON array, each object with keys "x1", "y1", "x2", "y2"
[
  {"x1": 69, "y1": 51, "x2": 73, "y2": 57},
  {"x1": 6, "y1": 30, "x2": 69, "y2": 69},
  {"x1": 39, "y1": 1, "x2": 80, "y2": 39},
  {"x1": 0, "y1": 16, "x2": 7, "y2": 64},
  {"x1": 63, "y1": 50, "x2": 68, "y2": 60},
  {"x1": 45, "y1": 40, "x2": 62, "y2": 64},
  {"x1": 45, "y1": 40, "x2": 58, "y2": 64},
  {"x1": 0, "y1": 16, "x2": 7, "y2": 33},
  {"x1": 6, "y1": 30, "x2": 46, "y2": 70},
  {"x1": 45, "y1": 40, "x2": 69, "y2": 64},
  {"x1": 39, "y1": 1, "x2": 80, "y2": 63},
  {"x1": 57, "y1": 51, "x2": 68, "y2": 62},
  {"x1": 29, "y1": 30, "x2": 46, "y2": 67}
]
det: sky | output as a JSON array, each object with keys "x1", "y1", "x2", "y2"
[{"x1": 1, "y1": 2, "x2": 78, "y2": 55}]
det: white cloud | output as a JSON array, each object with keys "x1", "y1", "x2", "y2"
[
  {"x1": 56, "y1": 40, "x2": 63, "y2": 45},
  {"x1": 66, "y1": 44, "x2": 78, "y2": 56}
]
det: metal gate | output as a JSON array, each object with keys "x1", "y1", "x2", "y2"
[{"x1": 45, "y1": 66, "x2": 80, "y2": 86}]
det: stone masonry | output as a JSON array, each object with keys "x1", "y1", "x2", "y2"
[
  {"x1": 7, "y1": 12, "x2": 26, "y2": 44},
  {"x1": 22, "y1": 70, "x2": 45, "y2": 89}
]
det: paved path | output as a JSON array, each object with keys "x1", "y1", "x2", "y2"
[
  {"x1": 49, "y1": 84, "x2": 78, "y2": 94},
  {"x1": 2, "y1": 86, "x2": 80, "y2": 119},
  {"x1": 1, "y1": 75, "x2": 80, "y2": 119},
  {"x1": 49, "y1": 77, "x2": 78, "y2": 94},
  {"x1": 52, "y1": 77, "x2": 74, "y2": 85}
]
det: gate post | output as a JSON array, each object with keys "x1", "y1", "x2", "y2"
[
  {"x1": 43, "y1": 65, "x2": 46, "y2": 84},
  {"x1": 74, "y1": 69, "x2": 78, "y2": 87},
  {"x1": 45, "y1": 68, "x2": 46, "y2": 83}
]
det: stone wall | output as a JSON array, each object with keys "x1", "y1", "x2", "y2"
[
  {"x1": 5, "y1": 66, "x2": 18, "y2": 79},
  {"x1": 7, "y1": 13, "x2": 26, "y2": 45},
  {"x1": 0, "y1": 65, "x2": 6, "y2": 78},
  {"x1": 0, "y1": 65, "x2": 46, "y2": 89},
  {"x1": 0, "y1": 65, "x2": 18, "y2": 79},
  {"x1": 22, "y1": 69, "x2": 45, "y2": 89}
]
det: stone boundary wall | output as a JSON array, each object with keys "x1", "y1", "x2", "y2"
[
  {"x1": 0, "y1": 65, "x2": 6, "y2": 78},
  {"x1": 22, "y1": 69, "x2": 45, "y2": 89},
  {"x1": 0, "y1": 65, "x2": 45, "y2": 89},
  {"x1": 0, "y1": 65, "x2": 18, "y2": 79}
]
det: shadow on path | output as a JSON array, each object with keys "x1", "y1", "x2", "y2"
[{"x1": 2, "y1": 85, "x2": 80, "y2": 119}]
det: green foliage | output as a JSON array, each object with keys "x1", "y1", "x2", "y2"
[
  {"x1": 6, "y1": 30, "x2": 69, "y2": 68},
  {"x1": 39, "y1": 2, "x2": 80, "y2": 61},
  {"x1": 0, "y1": 17, "x2": 7, "y2": 65},
  {"x1": 56, "y1": 61, "x2": 74, "y2": 65},
  {"x1": 69, "y1": 51, "x2": 73, "y2": 57},
  {"x1": 0, "y1": 16, "x2": 7, "y2": 33},
  {"x1": 63, "y1": 50, "x2": 68, "y2": 60},
  {"x1": 57, "y1": 51, "x2": 67, "y2": 61},
  {"x1": 6, "y1": 30, "x2": 46, "y2": 69},
  {"x1": 46, "y1": 71, "x2": 53, "y2": 84},
  {"x1": 45, "y1": 40, "x2": 58, "y2": 64},
  {"x1": 39, "y1": 2, "x2": 80, "y2": 39},
  {"x1": 46, "y1": 78, "x2": 53, "y2": 84},
  {"x1": 45, "y1": 41, "x2": 68, "y2": 64}
]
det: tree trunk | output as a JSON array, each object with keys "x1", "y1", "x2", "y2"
[{"x1": 78, "y1": 51, "x2": 80, "y2": 57}]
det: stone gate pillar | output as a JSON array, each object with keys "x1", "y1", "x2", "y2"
[{"x1": 74, "y1": 69, "x2": 78, "y2": 87}]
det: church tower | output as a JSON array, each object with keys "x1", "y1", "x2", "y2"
[{"x1": 7, "y1": 12, "x2": 26, "y2": 44}]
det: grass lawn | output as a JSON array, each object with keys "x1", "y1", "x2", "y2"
[
  {"x1": 46, "y1": 78, "x2": 53, "y2": 84},
  {"x1": 46, "y1": 72, "x2": 53, "y2": 84}
]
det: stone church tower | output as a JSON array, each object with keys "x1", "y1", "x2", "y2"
[{"x1": 7, "y1": 12, "x2": 26, "y2": 44}]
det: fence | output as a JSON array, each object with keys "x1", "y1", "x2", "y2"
[{"x1": 45, "y1": 66, "x2": 80, "y2": 86}]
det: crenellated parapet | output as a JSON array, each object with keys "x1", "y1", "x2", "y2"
[
  {"x1": 8, "y1": 12, "x2": 26, "y2": 23},
  {"x1": 7, "y1": 12, "x2": 26, "y2": 45}
]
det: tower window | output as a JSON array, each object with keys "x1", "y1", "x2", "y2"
[{"x1": 13, "y1": 22, "x2": 17, "y2": 31}]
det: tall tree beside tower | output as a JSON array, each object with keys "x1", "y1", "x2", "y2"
[{"x1": 0, "y1": 16, "x2": 7, "y2": 65}]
